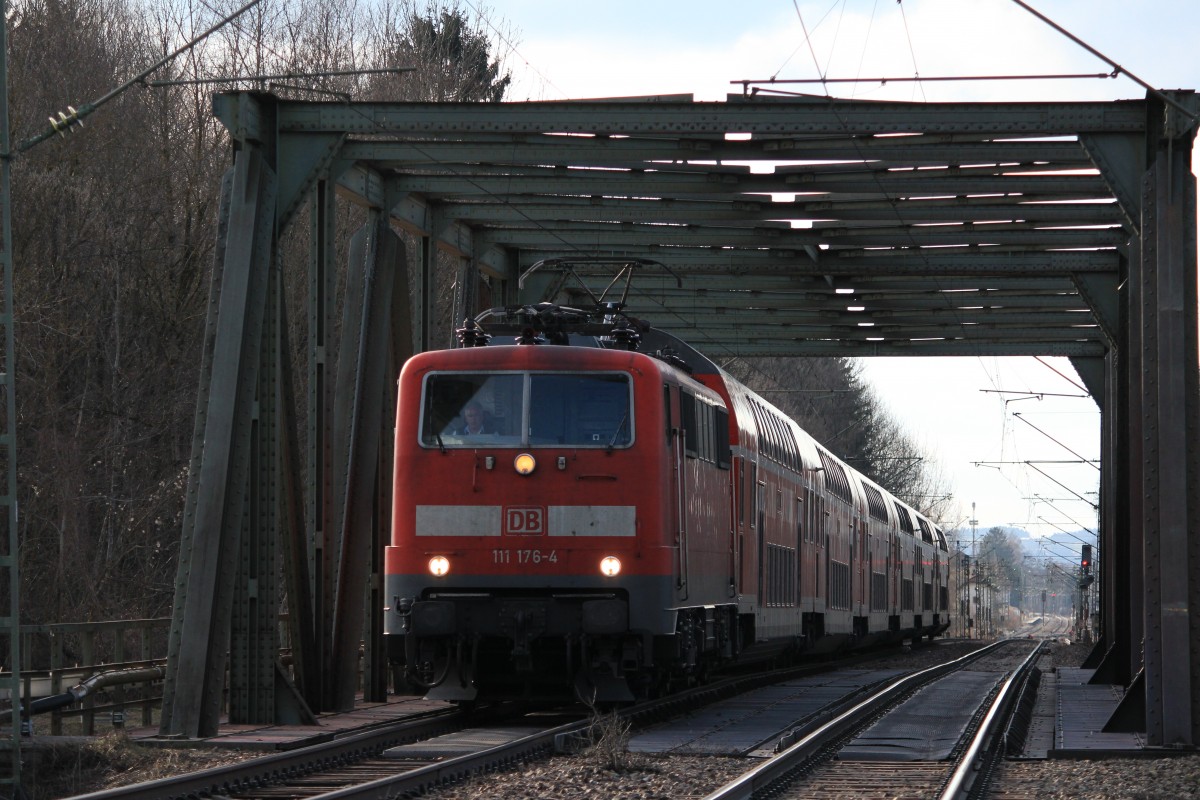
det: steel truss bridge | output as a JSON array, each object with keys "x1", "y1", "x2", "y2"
[{"x1": 153, "y1": 90, "x2": 1198, "y2": 746}]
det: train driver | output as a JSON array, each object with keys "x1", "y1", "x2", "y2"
[{"x1": 456, "y1": 401, "x2": 490, "y2": 435}]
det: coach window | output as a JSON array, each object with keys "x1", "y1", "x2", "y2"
[
  {"x1": 738, "y1": 460, "x2": 746, "y2": 524},
  {"x1": 749, "y1": 463, "x2": 758, "y2": 528},
  {"x1": 714, "y1": 407, "x2": 731, "y2": 469}
]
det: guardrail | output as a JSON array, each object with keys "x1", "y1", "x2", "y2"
[{"x1": 3, "y1": 618, "x2": 169, "y2": 735}]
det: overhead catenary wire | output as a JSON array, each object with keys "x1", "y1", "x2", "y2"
[
  {"x1": 895, "y1": 0, "x2": 926, "y2": 101},
  {"x1": 147, "y1": 67, "x2": 415, "y2": 88},
  {"x1": 737, "y1": 71, "x2": 1118, "y2": 92},
  {"x1": 1012, "y1": 412, "x2": 1100, "y2": 471},
  {"x1": 1032, "y1": 497, "x2": 1098, "y2": 539},
  {"x1": 784, "y1": 0, "x2": 1044, "y2": 527},
  {"x1": 1007, "y1": 0, "x2": 1200, "y2": 124},
  {"x1": 460, "y1": 0, "x2": 569, "y2": 99},
  {"x1": 15, "y1": 0, "x2": 268, "y2": 153}
]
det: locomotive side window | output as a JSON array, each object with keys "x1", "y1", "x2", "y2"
[
  {"x1": 421, "y1": 371, "x2": 633, "y2": 448},
  {"x1": 681, "y1": 390, "x2": 698, "y2": 457},
  {"x1": 663, "y1": 385, "x2": 672, "y2": 439}
]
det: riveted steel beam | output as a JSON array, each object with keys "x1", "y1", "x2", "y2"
[
  {"x1": 267, "y1": 97, "x2": 1154, "y2": 136},
  {"x1": 639, "y1": 292, "x2": 1089, "y2": 312},
  {"x1": 1081, "y1": 133, "x2": 1145, "y2": 233},
  {"x1": 510, "y1": 248, "x2": 1118, "y2": 275},
  {"x1": 1072, "y1": 272, "x2": 1121, "y2": 347},
  {"x1": 647, "y1": 333, "x2": 1108, "y2": 358},
  {"x1": 655, "y1": 318, "x2": 1102, "y2": 339},
  {"x1": 329, "y1": 216, "x2": 407, "y2": 710},
  {"x1": 473, "y1": 222, "x2": 1124, "y2": 251},
  {"x1": 386, "y1": 169, "x2": 1110, "y2": 199},
  {"x1": 1138, "y1": 133, "x2": 1199, "y2": 747},
  {"x1": 161, "y1": 145, "x2": 277, "y2": 738},
  {"x1": 660, "y1": 308, "x2": 1097, "y2": 328},
  {"x1": 339, "y1": 134, "x2": 1093, "y2": 168},
  {"x1": 433, "y1": 197, "x2": 1124, "y2": 227}
]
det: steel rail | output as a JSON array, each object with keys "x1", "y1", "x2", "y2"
[
  {"x1": 66, "y1": 706, "x2": 471, "y2": 800},
  {"x1": 65, "y1": 643, "x2": 965, "y2": 800},
  {"x1": 940, "y1": 641, "x2": 1047, "y2": 799},
  {"x1": 699, "y1": 639, "x2": 1021, "y2": 800}
]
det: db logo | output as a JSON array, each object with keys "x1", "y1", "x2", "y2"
[{"x1": 504, "y1": 506, "x2": 544, "y2": 536}]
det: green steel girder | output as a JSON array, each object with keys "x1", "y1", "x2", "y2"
[
  {"x1": 269, "y1": 98, "x2": 1157, "y2": 136},
  {"x1": 510, "y1": 248, "x2": 1118, "y2": 275},
  {"x1": 650, "y1": 292, "x2": 1089, "y2": 312},
  {"x1": 642, "y1": 331, "x2": 1108, "y2": 358},
  {"x1": 661, "y1": 307, "x2": 1096, "y2": 326},
  {"x1": 472, "y1": 222, "x2": 1124, "y2": 250},
  {"x1": 386, "y1": 169, "x2": 1110, "y2": 199},
  {"x1": 277, "y1": 133, "x2": 345, "y2": 231},
  {"x1": 430, "y1": 197, "x2": 1125, "y2": 227},
  {"x1": 559, "y1": 275, "x2": 1083, "y2": 296},
  {"x1": 1072, "y1": 272, "x2": 1122, "y2": 347},
  {"x1": 642, "y1": 316, "x2": 1101, "y2": 338},
  {"x1": 1081, "y1": 133, "x2": 1147, "y2": 232},
  {"x1": 1069, "y1": 355, "x2": 1107, "y2": 403},
  {"x1": 376, "y1": 153, "x2": 1088, "y2": 182},
  {"x1": 338, "y1": 134, "x2": 1093, "y2": 168},
  {"x1": 162, "y1": 144, "x2": 278, "y2": 738}
]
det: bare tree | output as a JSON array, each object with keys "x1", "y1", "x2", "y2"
[
  {"x1": 724, "y1": 356, "x2": 953, "y2": 520},
  {"x1": 6, "y1": 0, "x2": 517, "y2": 629}
]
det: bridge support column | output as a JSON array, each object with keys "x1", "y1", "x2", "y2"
[
  {"x1": 160, "y1": 145, "x2": 277, "y2": 737},
  {"x1": 328, "y1": 213, "x2": 410, "y2": 711},
  {"x1": 1134, "y1": 104, "x2": 1199, "y2": 746}
]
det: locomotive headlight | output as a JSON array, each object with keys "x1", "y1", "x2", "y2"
[
  {"x1": 599, "y1": 556, "x2": 622, "y2": 577},
  {"x1": 514, "y1": 453, "x2": 537, "y2": 475},
  {"x1": 428, "y1": 556, "x2": 451, "y2": 577}
]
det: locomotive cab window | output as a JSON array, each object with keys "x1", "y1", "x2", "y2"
[
  {"x1": 421, "y1": 371, "x2": 633, "y2": 448},
  {"x1": 530, "y1": 373, "x2": 631, "y2": 446}
]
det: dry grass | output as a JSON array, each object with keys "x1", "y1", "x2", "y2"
[
  {"x1": 583, "y1": 709, "x2": 636, "y2": 772},
  {"x1": 25, "y1": 732, "x2": 254, "y2": 800}
]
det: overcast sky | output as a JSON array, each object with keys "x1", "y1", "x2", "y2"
[{"x1": 473, "y1": 0, "x2": 1200, "y2": 546}]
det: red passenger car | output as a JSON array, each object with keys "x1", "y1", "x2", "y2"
[{"x1": 384, "y1": 306, "x2": 949, "y2": 702}]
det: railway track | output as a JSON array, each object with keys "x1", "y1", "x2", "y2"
[
  {"x1": 700, "y1": 638, "x2": 1044, "y2": 800},
  {"x1": 66, "y1": 641, "x2": 1025, "y2": 800},
  {"x1": 65, "y1": 705, "x2": 482, "y2": 800}
]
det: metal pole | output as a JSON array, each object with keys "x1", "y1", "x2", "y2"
[
  {"x1": 969, "y1": 503, "x2": 978, "y2": 639},
  {"x1": 0, "y1": 0, "x2": 21, "y2": 786}
]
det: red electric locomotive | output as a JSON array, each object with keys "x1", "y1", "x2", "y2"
[{"x1": 385, "y1": 305, "x2": 950, "y2": 702}]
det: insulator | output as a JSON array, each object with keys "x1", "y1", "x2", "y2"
[
  {"x1": 609, "y1": 323, "x2": 641, "y2": 351},
  {"x1": 455, "y1": 318, "x2": 491, "y2": 347}
]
